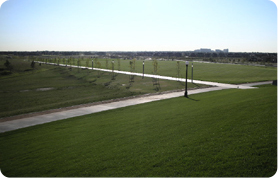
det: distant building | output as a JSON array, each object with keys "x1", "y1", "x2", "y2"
[
  {"x1": 194, "y1": 48, "x2": 229, "y2": 53},
  {"x1": 200, "y1": 48, "x2": 212, "y2": 53},
  {"x1": 223, "y1": 49, "x2": 229, "y2": 53}
]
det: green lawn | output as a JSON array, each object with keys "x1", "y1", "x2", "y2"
[
  {"x1": 0, "y1": 59, "x2": 202, "y2": 118},
  {"x1": 0, "y1": 85, "x2": 276, "y2": 177},
  {"x1": 45, "y1": 57, "x2": 277, "y2": 84}
]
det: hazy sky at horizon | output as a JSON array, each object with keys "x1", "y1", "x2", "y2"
[{"x1": 0, "y1": 0, "x2": 277, "y2": 52}]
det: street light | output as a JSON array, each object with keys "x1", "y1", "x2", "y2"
[
  {"x1": 191, "y1": 62, "x2": 193, "y2": 83},
  {"x1": 184, "y1": 61, "x2": 189, "y2": 97},
  {"x1": 142, "y1": 61, "x2": 145, "y2": 79},
  {"x1": 112, "y1": 60, "x2": 115, "y2": 80}
]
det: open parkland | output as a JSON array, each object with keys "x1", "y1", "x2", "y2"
[{"x1": 0, "y1": 55, "x2": 277, "y2": 177}]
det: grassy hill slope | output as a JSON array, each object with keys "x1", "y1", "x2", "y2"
[{"x1": 0, "y1": 85, "x2": 276, "y2": 177}]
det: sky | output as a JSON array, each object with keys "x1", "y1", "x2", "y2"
[{"x1": 0, "y1": 0, "x2": 277, "y2": 52}]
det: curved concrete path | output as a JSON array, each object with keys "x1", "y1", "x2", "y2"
[
  {"x1": 0, "y1": 81, "x2": 272, "y2": 133},
  {"x1": 0, "y1": 86, "x2": 224, "y2": 133},
  {"x1": 37, "y1": 62, "x2": 255, "y2": 89},
  {"x1": 0, "y1": 62, "x2": 272, "y2": 133}
]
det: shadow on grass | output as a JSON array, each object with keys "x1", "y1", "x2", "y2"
[
  {"x1": 193, "y1": 83, "x2": 201, "y2": 88},
  {"x1": 186, "y1": 96, "x2": 200, "y2": 101}
]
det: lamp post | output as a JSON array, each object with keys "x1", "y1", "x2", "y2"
[
  {"x1": 142, "y1": 61, "x2": 145, "y2": 79},
  {"x1": 191, "y1": 62, "x2": 193, "y2": 83},
  {"x1": 112, "y1": 60, "x2": 115, "y2": 80},
  {"x1": 92, "y1": 59, "x2": 93, "y2": 70},
  {"x1": 184, "y1": 61, "x2": 189, "y2": 97}
]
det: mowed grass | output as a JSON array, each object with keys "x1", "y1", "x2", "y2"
[
  {"x1": 0, "y1": 85, "x2": 276, "y2": 177},
  {"x1": 0, "y1": 59, "x2": 202, "y2": 118},
  {"x1": 50, "y1": 58, "x2": 277, "y2": 84}
]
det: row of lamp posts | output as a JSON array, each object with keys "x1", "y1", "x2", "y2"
[
  {"x1": 45, "y1": 59, "x2": 193, "y2": 91},
  {"x1": 91, "y1": 59, "x2": 193, "y2": 97}
]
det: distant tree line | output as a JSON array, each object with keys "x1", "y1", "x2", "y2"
[{"x1": 0, "y1": 51, "x2": 276, "y2": 63}]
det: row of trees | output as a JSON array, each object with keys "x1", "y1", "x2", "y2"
[{"x1": 38, "y1": 57, "x2": 165, "y2": 91}]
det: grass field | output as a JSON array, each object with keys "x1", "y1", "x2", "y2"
[
  {"x1": 41, "y1": 57, "x2": 277, "y2": 84},
  {"x1": 0, "y1": 59, "x2": 203, "y2": 118},
  {"x1": 0, "y1": 85, "x2": 276, "y2": 177}
]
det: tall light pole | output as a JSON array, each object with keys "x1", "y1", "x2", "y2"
[
  {"x1": 142, "y1": 61, "x2": 145, "y2": 79},
  {"x1": 112, "y1": 60, "x2": 114, "y2": 72},
  {"x1": 184, "y1": 61, "x2": 189, "y2": 97},
  {"x1": 112, "y1": 60, "x2": 115, "y2": 80},
  {"x1": 191, "y1": 62, "x2": 193, "y2": 83}
]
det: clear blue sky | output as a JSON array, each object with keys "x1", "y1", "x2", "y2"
[{"x1": 0, "y1": 0, "x2": 277, "y2": 52}]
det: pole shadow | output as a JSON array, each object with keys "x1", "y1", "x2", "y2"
[
  {"x1": 193, "y1": 83, "x2": 201, "y2": 88},
  {"x1": 186, "y1": 96, "x2": 200, "y2": 101}
]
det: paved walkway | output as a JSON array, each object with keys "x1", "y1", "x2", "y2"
[
  {"x1": 38, "y1": 62, "x2": 255, "y2": 89},
  {"x1": 0, "y1": 62, "x2": 272, "y2": 133},
  {"x1": 0, "y1": 86, "x2": 223, "y2": 133},
  {"x1": 0, "y1": 81, "x2": 272, "y2": 133}
]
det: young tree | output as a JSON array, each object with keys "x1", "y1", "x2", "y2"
[
  {"x1": 4, "y1": 60, "x2": 13, "y2": 72},
  {"x1": 132, "y1": 58, "x2": 136, "y2": 71},
  {"x1": 106, "y1": 59, "x2": 109, "y2": 69},
  {"x1": 152, "y1": 59, "x2": 158, "y2": 75},
  {"x1": 176, "y1": 61, "x2": 181, "y2": 80},
  {"x1": 152, "y1": 59, "x2": 160, "y2": 91},
  {"x1": 117, "y1": 59, "x2": 121, "y2": 71},
  {"x1": 129, "y1": 60, "x2": 135, "y2": 84},
  {"x1": 78, "y1": 58, "x2": 80, "y2": 72},
  {"x1": 31, "y1": 60, "x2": 35, "y2": 69},
  {"x1": 96, "y1": 61, "x2": 101, "y2": 78},
  {"x1": 111, "y1": 60, "x2": 115, "y2": 80},
  {"x1": 72, "y1": 58, "x2": 75, "y2": 66},
  {"x1": 86, "y1": 58, "x2": 89, "y2": 69},
  {"x1": 68, "y1": 58, "x2": 71, "y2": 67}
]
